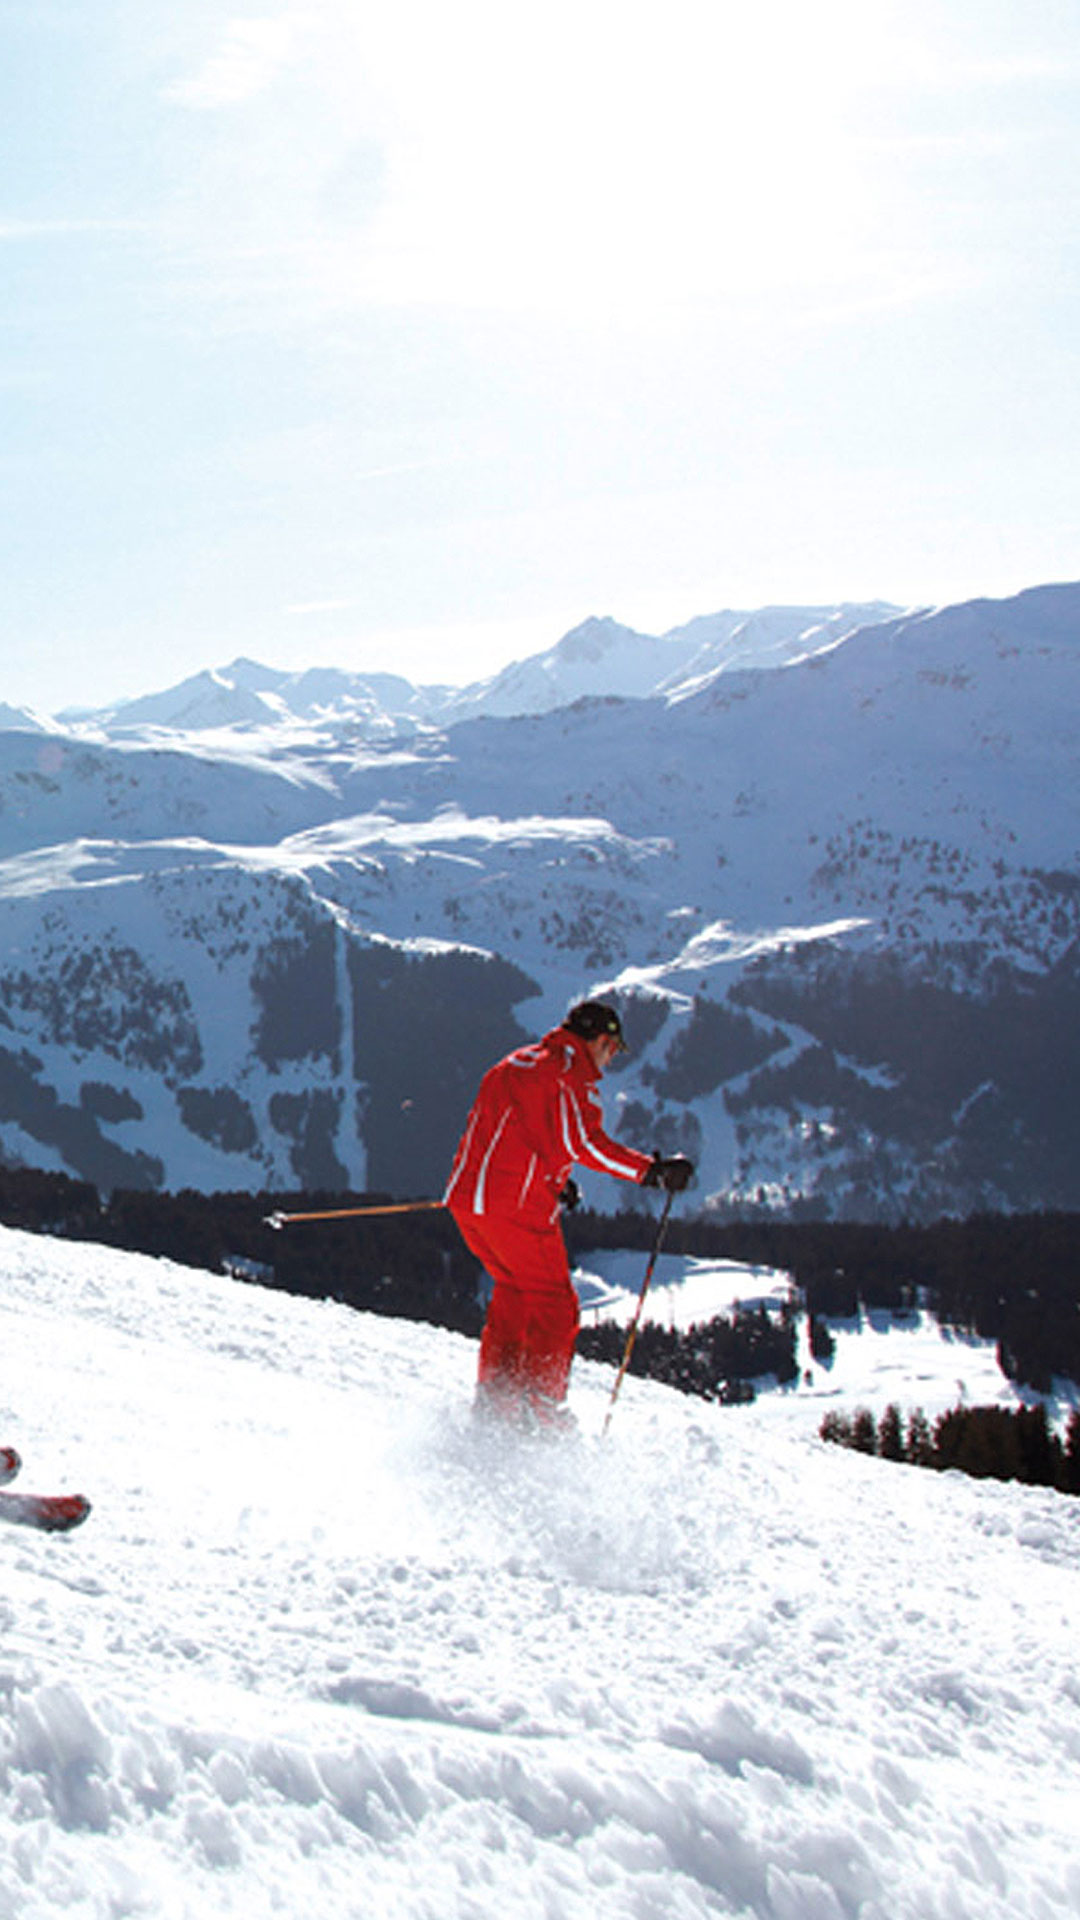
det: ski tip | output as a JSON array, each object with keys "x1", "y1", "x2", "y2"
[
  {"x1": 264, "y1": 1211, "x2": 286, "y2": 1231},
  {"x1": 38, "y1": 1494, "x2": 92, "y2": 1533},
  {"x1": 0, "y1": 1446, "x2": 21, "y2": 1486},
  {"x1": 0, "y1": 1490, "x2": 92, "y2": 1533}
]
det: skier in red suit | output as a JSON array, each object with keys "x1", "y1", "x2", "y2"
[{"x1": 445, "y1": 1000, "x2": 693, "y2": 1423}]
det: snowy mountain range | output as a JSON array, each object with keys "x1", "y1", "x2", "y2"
[
  {"x1": 3, "y1": 1222, "x2": 1078, "y2": 1918},
  {"x1": 24, "y1": 602, "x2": 896, "y2": 740},
  {"x1": 0, "y1": 583, "x2": 1078, "y2": 1216}
]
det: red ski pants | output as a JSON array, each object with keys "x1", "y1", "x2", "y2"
[{"x1": 451, "y1": 1208, "x2": 580, "y2": 1405}]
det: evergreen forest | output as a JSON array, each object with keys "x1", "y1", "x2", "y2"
[
  {"x1": 1, "y1": 1166, "x2": 1078, "y2": 1410},
  {"x1": 821, "y1": 1401, "x2": 1080, "y2": 1497}
]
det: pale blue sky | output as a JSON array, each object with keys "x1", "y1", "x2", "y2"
[{"x1": 2, "y1": 0, "x2": 1078, "y2": 711}]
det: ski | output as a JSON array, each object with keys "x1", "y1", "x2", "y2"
[
  {"x1": 0, "y1": 1452, "x2": 90, "y2": 1531},
  {"x1": 0, "y1": 1489, "x2": 91, "y2": 1533}
]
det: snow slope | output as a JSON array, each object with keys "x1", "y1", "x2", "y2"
[
  {"x1": 2, "y1": 1227, "x2": 1079, "y2": 1919},
  {"x1": 573, "y1": 1250, "x2": 797, "y2": 1327}
]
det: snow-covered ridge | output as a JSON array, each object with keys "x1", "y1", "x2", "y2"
[
  {"x1": 2, "y1": 1224, "x2": 1078, "y2": 1919},
  {"x1": 39, "y1": 600, "x2": 904, "y2": 744},
  {"x1": 0, "y1": 581, "x2": 1077, "y2": 1214}
]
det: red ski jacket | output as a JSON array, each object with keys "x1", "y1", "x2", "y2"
[{"x1": 444, "y1": 1026, "x2": 653, "y2": 1229}]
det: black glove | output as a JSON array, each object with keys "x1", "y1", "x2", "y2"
[
  {"x1": 559, "y1": 1178, "x2": 581, "y2": 1211},
  {"x1": 641, "y1": 1152, "x2": 694, "y2": 1193}
]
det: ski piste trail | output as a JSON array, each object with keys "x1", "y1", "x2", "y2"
[{"x1": 2, "y1": 1223, "x2": 1079, "y2": 1919}]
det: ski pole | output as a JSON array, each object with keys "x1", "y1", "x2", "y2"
[
  {"x1": 602, "y1": 1187, "x2": 675, "y2": 1434},
  {"x1": 264, "y1": 1200, "x2": 445, "y2": 1229}
]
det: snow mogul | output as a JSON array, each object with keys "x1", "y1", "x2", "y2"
[{"x1": 444, "y1": 1000, "x2": 692, "y2": 1425}]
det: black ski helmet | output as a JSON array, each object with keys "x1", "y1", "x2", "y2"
[{"x1": 563, "y1": 999, "x2": 627, "y2": 1051}]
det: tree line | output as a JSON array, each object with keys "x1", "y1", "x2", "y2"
[
  {"x1": 567, "y1": 1205, "x2": 1080, "y2": 1393},
  {"x1": 0, "y1": 1165, "x2": 795, "y2": 1404},
  {"x1": 0, "y1": 1167, "x2": 483, "y2": 1337},
  {"x1": 821, "y1": 1401, "x2": 1080, "y2": 1496},
  {"x1": 1, "y1": 1164, "x2": 1079, "y2": 1399},
  {"x1": 577, "y1": 1304, "x2": 797, "y2": 1403}
]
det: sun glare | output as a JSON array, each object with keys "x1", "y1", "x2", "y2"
[{"x1": 308, "y1": 0, "x2": 897, "y2": 315}]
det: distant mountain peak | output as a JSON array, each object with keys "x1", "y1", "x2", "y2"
[
  {"x1": 0, "y1": 702, "x2": 48, "y2": 735},
  {"x1": 47, "y1": 598, "x2": 914, "y2": 742}
]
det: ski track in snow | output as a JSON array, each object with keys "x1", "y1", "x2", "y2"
[{"x1": 1, "y1": 1226, "x2": 1079, "y2": 1919}]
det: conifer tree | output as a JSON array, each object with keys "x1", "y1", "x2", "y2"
[
  {"x1": 905, "y1": 1407, "x2": 934, "y2": 1467},
  {"x1": 1015, "y1": 1404, "x2": 1059, "y2": 1488},
  {"x1": 877, "y1": 1403, "x2": 904, "y2": 1461},
  {"x1": 809, "y1": 1315, "x2": 835, "y2": 1364},
  {"x1": 819, "y1": 1410, "x2": 852, "y2": 1446},
  {"x1": 1064, "y1": 1408, "x2": 1080, "y2": 1495}
]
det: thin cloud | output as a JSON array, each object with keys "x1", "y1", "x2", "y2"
[
  {"x1": 0, "y1": 218, "x2": 146, "y2": 242},
  {"x1": 962, "y1": 53, "x2": 1080, "y2": 87},
  {"x1": 166, "y1": 16, "x2": 300, "y2": 110},
  {"x1": 286, "y1": 599, "x2": 361, "y2": 616}
]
